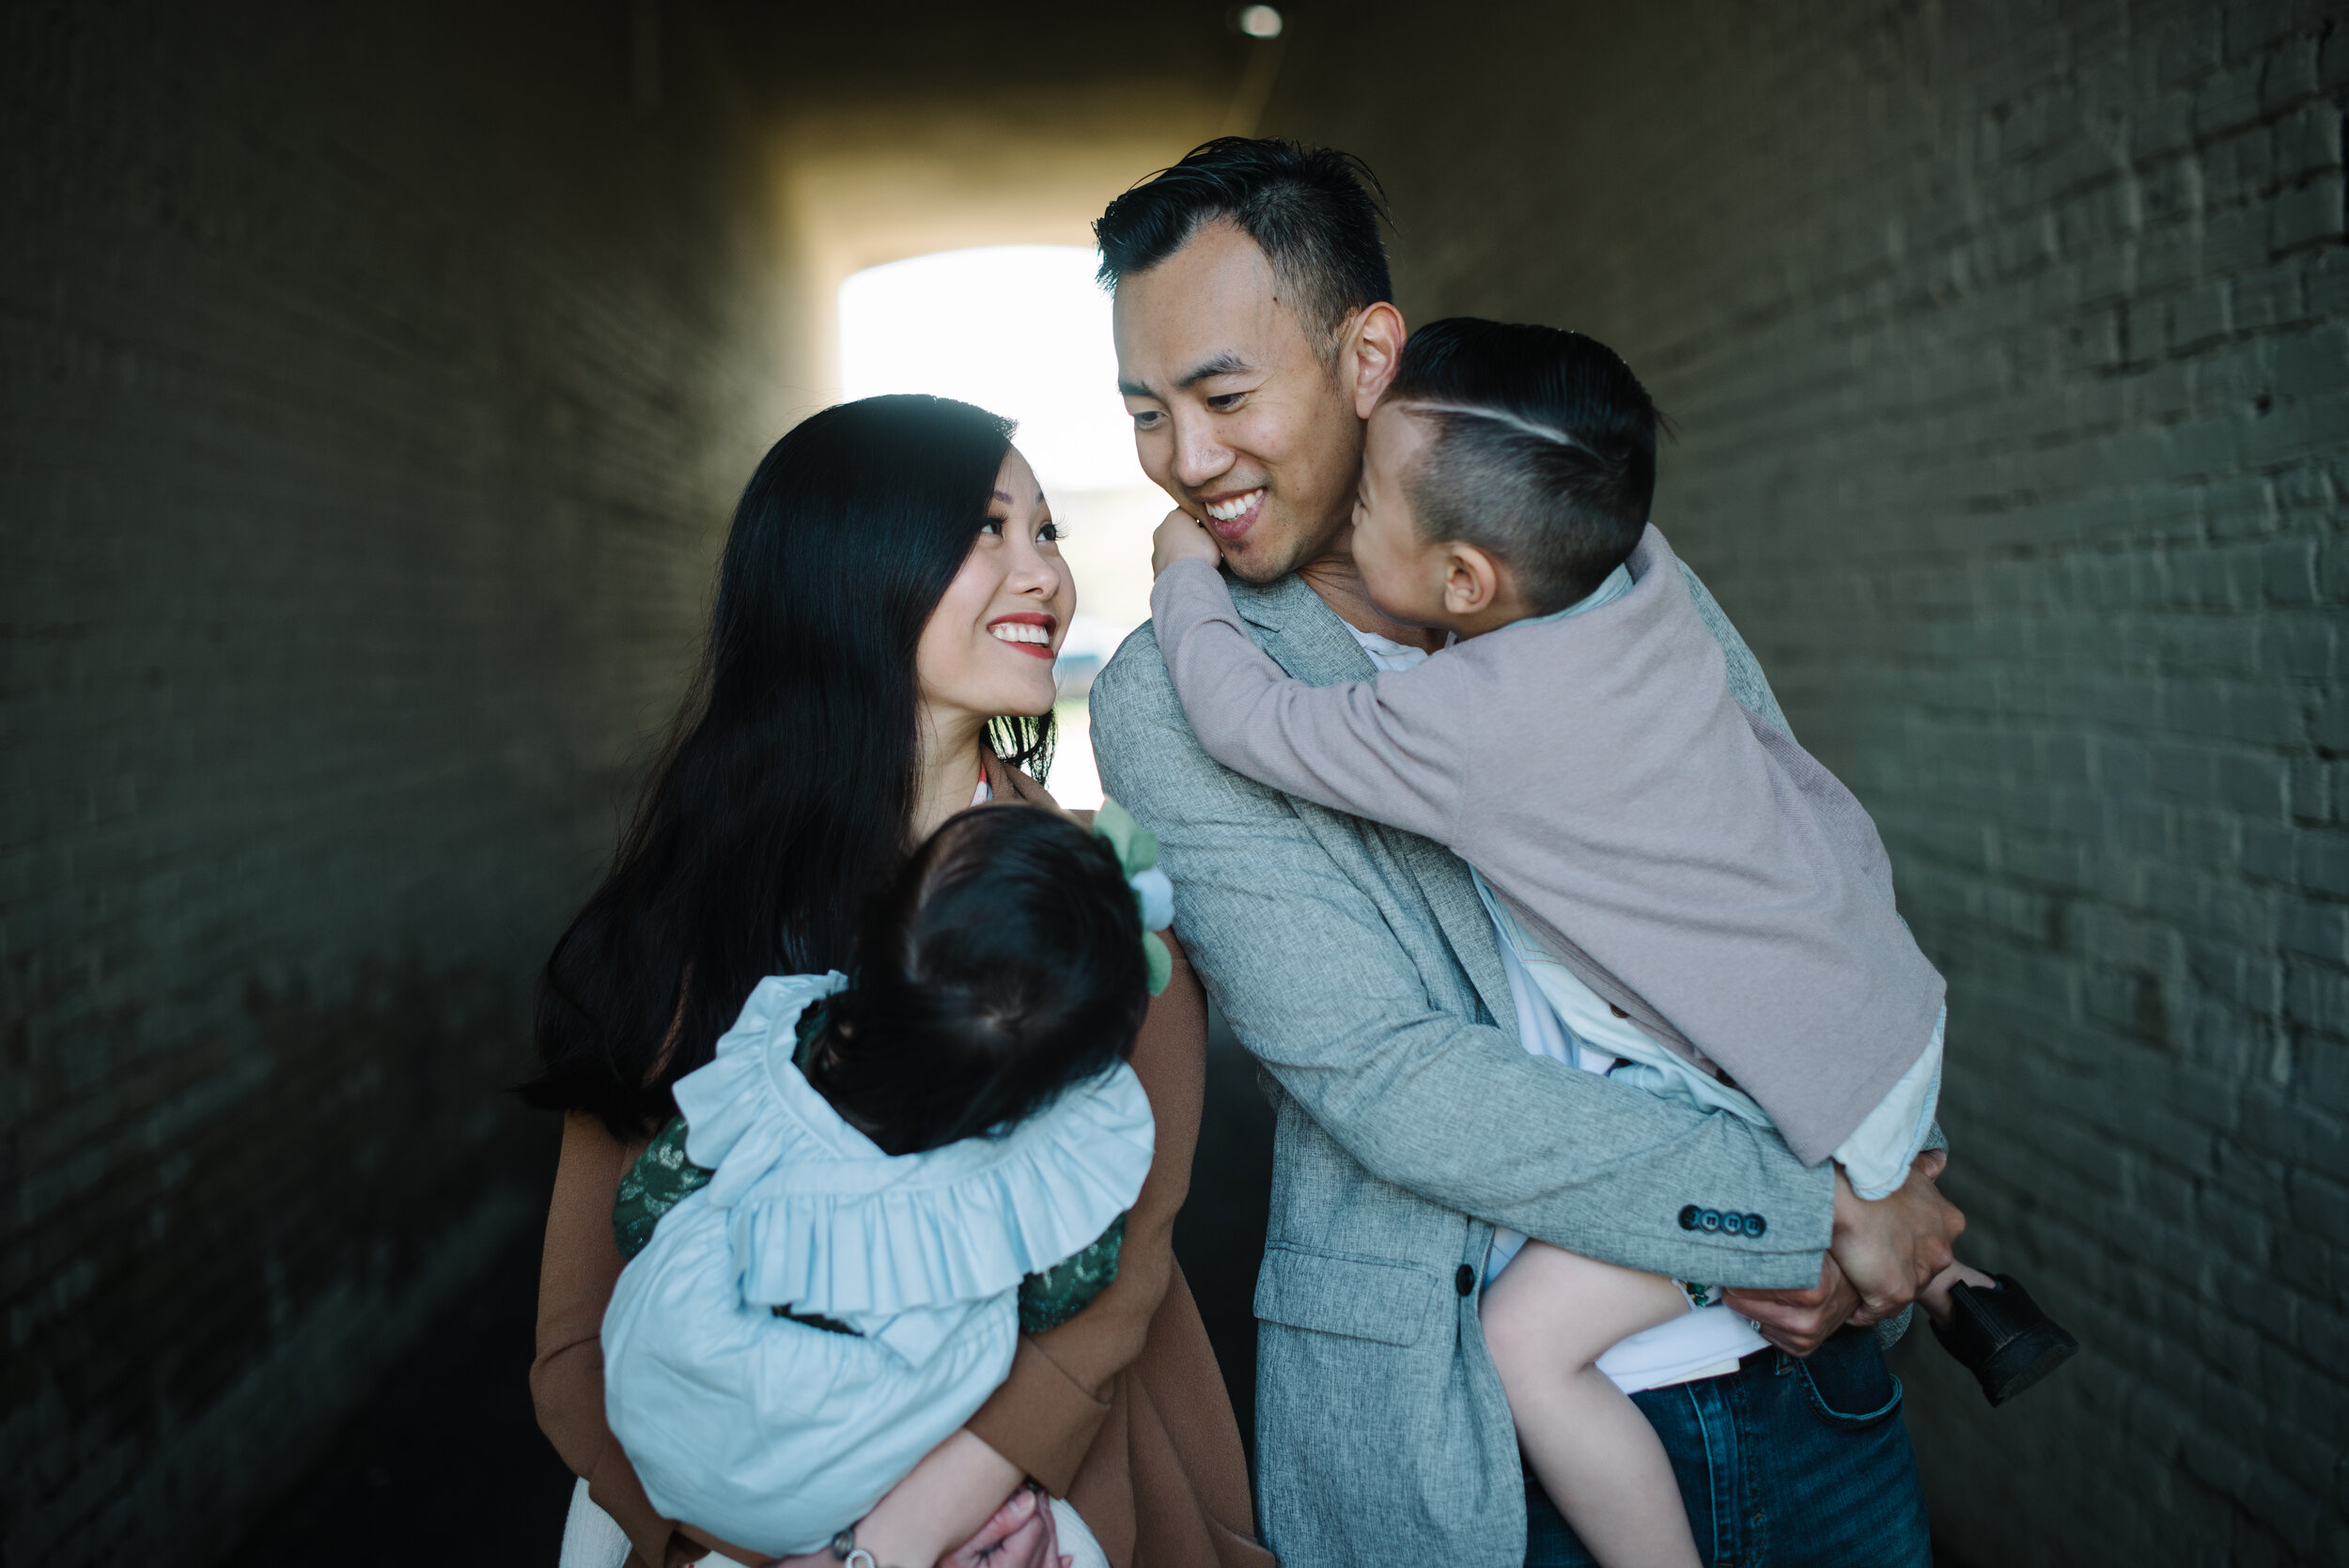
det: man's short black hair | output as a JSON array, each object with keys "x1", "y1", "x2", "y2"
[
  {"x1": 1384, "y1": 318, "x2": 1664, "y2": 614},
  {"x1": 1095, "y1": 137, "x2": 1393, "y2": 346}
]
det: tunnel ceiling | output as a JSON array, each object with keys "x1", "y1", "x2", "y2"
[{"x1": 703, "y1": 0, "x2": 1257, "y2": 111}]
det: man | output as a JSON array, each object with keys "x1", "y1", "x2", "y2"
[{"x1": 1086, "y1": 138, "x2": 1962, "y2": 1568}]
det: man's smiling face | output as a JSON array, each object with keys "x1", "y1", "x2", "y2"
[{"x1": 1112, "y1": 220, "x2": 1372, "y2": 583}]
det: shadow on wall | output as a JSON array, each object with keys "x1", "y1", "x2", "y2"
[
  {"x1": 228, "y1": 1183, "x2": 576, "y2": 1566},
  {"x1": 3, "y1": 0, "x2": 791, "y2": 1560},
  {"x1": 7, "y1": 946, "x2": 559, "y2": 1561}
]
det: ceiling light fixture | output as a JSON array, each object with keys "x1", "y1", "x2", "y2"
[{"x1": 1236, "y1": 6, "x2": 1283, "y2": 39}]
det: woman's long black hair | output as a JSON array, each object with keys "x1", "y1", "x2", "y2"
[{"x1": 521, "y1": 395, "x2": 1052, "y2": 1139}]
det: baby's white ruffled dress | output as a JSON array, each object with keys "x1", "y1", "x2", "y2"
[{"x1": 599, "y1": 971, "x2": 1155, "y2": 1560}]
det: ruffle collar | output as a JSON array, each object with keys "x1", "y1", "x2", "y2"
[{"x1": 671, "y1": 973, "x2": 1155, "y2": 1319}]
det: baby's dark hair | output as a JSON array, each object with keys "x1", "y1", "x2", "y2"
[
  {"x1": 1383, "y1": 318, "x2": 1663, "y2": 613},
  {"x1": 807, "y1": 805, "x2": 1150, "y2": 1157}
]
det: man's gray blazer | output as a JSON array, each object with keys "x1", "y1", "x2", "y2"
[{"x1": 1090, "y1": 565, "x2": 1839, "y2": 1568}]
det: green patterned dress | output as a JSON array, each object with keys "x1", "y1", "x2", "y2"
[{"x1": 613, "y1": 1003, "x2": 1127, "y2": 1335}]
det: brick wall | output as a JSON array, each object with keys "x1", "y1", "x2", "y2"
[
  {"x1": 0, "y1": 3, "x2": 792, "y2": 1560},
  {"x1": 1276, "y1": 1, "x2": 2347, "y2": 1560}
]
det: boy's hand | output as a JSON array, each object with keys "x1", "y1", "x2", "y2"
[{"x1": 1152, "y1": 507, "x2": 1221, "y2": 577}]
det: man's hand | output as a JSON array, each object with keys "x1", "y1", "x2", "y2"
[
  {"x1": 1721, "y1": 1151, "x2": 1963, "y2": 1357},
  {"x1": 1721, "y1": 1250, "x2": 1861, "y2": 1358},
  {"x1": 1152, "y1": 507, "x2": 1221, "y2": 577},
  {"x1": 1830, "y1": 1149, "x2": 1961, "y2": 1323}
]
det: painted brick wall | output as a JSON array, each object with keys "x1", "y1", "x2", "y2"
[
  {"x1": 0, "y1": 3, "x2": 792, "y2": 1560},
  {"x1": 1276, "y1": 2, "x2": 2347, "y2": 1560}
]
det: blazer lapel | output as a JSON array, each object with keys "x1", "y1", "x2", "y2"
[
  {"x1": 1229, "y1": 573, "x2": 1378, "y2": 683},
  {"x1": 1226, "y1": 576, "x2": 1521, "y2": 1043}
]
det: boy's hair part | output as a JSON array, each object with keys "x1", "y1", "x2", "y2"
[
  {"x1": 1384, "y1": 318, "x2": 1664, "y2": 613},
  {"x1": 1094, "y1": 136, "x2": 1394, "y2": 350}
]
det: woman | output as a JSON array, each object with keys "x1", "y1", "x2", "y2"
[{"x1": 523, "y1": 395, "x2": 1267, "y2": 1568}]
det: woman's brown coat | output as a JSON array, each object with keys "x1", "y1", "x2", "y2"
[{"x1": 529, "y1": 755, "x2": 1270, "y2": 1568}]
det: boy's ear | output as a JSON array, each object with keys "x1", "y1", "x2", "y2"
[
  {"x1": 1346, "y1": 303, "x2": 1408, "y2": 420},
  {"x1": 1441, "y1": 541, "x2": 1504, "y2": 617}
]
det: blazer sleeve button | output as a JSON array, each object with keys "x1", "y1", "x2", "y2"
[
  {"x1": 1699, "y1": 1209, "x2": 1722, "y2": 1233},
  {"x1": 1455, "y1": 1264, "x2": 1476, "y2": 1296},
  {"x1": 1678, "y1": 1204, "x2": 1700, "y2": 1231},
  {"x1": 1746, "y1": 1214, "x2": 1766, "y2": 1238}
]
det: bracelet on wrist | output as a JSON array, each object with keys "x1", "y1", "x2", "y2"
[{"x1": 826, "y1": 1529, "x2": 879, "y2": 1568}]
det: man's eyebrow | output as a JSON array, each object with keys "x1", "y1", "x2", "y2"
[
  {"x1": 1116, "y1": 351, "x2": 1251, "y2": 399},
  {"x1": 1177, "y1": 351, "x2": 1250, "y2": 389}
]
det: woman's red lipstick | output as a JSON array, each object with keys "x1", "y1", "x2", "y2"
[{"x1": 986, "y1": 612, "x2": 1058, "y2": 660}]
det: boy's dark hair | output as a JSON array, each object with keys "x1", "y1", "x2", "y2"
[
  {"x1": 809, "y1": 805, "x2": 1150, "y2": 1157},
  {"x1": 1094, "y1": 136, "x2": 1393, "y2": 349},
  {"x1": 1384, "y1": 318, "x2": 1664, "y2": 613}
]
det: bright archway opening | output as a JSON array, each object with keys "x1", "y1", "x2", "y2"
[{"x1": 839, "y1": 245, "x2": 1168, "y2": 809}]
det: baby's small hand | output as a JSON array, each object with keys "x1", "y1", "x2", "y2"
[{"x1": 1151, "y1": 508, "x2": 1221, "y2": 577}]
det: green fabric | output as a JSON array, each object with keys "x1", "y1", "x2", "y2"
[
  {"x1": 1093, "y1": 798, "x2": 1173, "y2": 995},
  {"x1": 1019, "y1": 1212, "x2": 1126, "y2": 1331},
  {"x1": 1091, "y1": 796, "x2": 1159, "y2": 873},
  {"x1": 613, "y1": 1113, "x2": 710, "y2": 1264},
  {"x1": 612, "y1": 995, "x2": 1126, "y2": 1333}
]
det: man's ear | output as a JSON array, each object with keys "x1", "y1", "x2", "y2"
[
  {"x1": 1442, "y1": 541, "x2": 1504, "y2": 617},
  {"x1": 1346, "y1": 303, "x2": 1408, "y2": 420}
]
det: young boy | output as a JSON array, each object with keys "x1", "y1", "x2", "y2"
[{"x1": 1147, "y1": 318, "x2": 2074, "y2": 1568}]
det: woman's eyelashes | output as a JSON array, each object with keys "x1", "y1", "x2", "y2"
[{"x1": 977, "y1": 515, "x2": 1063, "y2": 546}]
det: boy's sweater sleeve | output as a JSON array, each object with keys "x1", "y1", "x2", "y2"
[{"x1": 1148, "y1": 558, "x2": 1472, "y2": 846}]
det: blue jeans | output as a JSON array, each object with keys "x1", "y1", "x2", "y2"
[{"x1": 1524, "y1": 1327, "x2": 1930, "y2": 1567}]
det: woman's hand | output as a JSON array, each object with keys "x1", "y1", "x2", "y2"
[
  {"x1": 767, "y1": 1429, "x2": 1025, "y2": 1568},
  {"x1": 1152, "y1": 507, "x2": 1221, "y2": 577},
  {"x1": 940, "y1": 1484, "x2": 1069, "y2": 1568},
  {"x1": 764, "y1": 1486, "x2": 1066, "y2": 1568}
]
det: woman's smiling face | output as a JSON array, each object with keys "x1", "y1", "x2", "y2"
[{"x1": 915, "y1": 444, "x2": 1075, "y2": 731}]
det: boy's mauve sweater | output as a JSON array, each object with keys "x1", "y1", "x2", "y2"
[{"x1": 1147, "y1": 526, "x2": 1945, "y2": 1167}]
